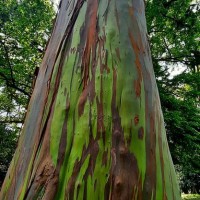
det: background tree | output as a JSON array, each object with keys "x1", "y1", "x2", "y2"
[
  {"x1": 0, "y1": 0, "x2": 55, "y2": 186},
  {"x1": 0, "y1": 0, "x2": 54, "y2": 123},
  {"x1": 0, "y1": 0, "x2": 180, "y2": 199},
  {"x1": 0, "y1": 124, "x2": 17, "y2": 186}
]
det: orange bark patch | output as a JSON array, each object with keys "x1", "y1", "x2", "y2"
[
  {"x1": 82, "y1": 0, "x2": 98, "y2": 89},
  {"x1": 129, "y1": 31, "x2": 143, "y2": 98},
  {"x1": 135, "y1": 56, "x2": 142, "y2": 80},
  {"x1": 129, "y1": 30, "x2": 139, "y2": 53},
  {"x1": 129, "y1": 6, "x2": 134, "y2": 16},
  {"x1": 134, "y1": 115, "x2": 139, "y2": 125},
  {"x1": 134, "y1": 79, "x2": 141, "y2": 97},
  {"x1": 86, "y1": 0, "x2": 98, "y2": 48},
  {"x1": 128, "y1": 31, "x2": 143, "y2": 78},
  {"x1": 78, "y1": 86, "x2": 89, "y2": 117}
]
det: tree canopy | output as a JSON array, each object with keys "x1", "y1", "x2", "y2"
[
  {"x1": 0, "y1": 0, "x2": 55, "y2": 186},
  {"x1": 0, "y1": 0, "x2": 55, "y2": 123}
]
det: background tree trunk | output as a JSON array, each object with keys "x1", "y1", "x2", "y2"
[{"x1": 0, "y1": 0, "x2": 181, "y2": 199}]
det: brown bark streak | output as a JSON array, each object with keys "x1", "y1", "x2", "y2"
[{"x1": 110, "y1": 68, "x2": 141, "y2": 199}]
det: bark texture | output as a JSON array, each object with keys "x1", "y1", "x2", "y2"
[{"x1": 0, "y1": 0, "x2": 181, "y2": 199}]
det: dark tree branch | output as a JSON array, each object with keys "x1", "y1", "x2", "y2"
[
  {"x1": 155, "y1": 57, "x2": 191, "y2": 65},
  {"x1": 163, "y1": 0, "x2": 178, "y2": 8},
  {"x1": 0, "y1": 40, "x2": 15, "y2": 84},
  {"x1": 162, "y1": 37, "x2": 172, "y2": 58},
  {"x1": 0, "y1": 71, "x2": 31, "y2": 97},
  {"x1": 0, "y1": 120, "x2": 24, "y2": 124}
]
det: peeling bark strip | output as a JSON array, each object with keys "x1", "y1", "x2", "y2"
[{"x1": 0, "y1": 0, "x2": 181, "y2": 199}]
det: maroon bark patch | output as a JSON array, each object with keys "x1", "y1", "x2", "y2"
[{"x1": 138, "y1": 127, "x2": 144, "y2": 140}]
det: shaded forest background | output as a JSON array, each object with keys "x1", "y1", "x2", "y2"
[{"x1": 0, "y1": 0, "x2": 199, "y2": 194}]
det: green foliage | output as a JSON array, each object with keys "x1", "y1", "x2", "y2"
[
  {"x1": 182, "y1": 194, "x2": 200, "y2": 200},
  {"x1": 0, "y1": 0, "x2": 55, "y2": 122},
  {"x1": 146, "y1": 0, "x2": 200, "y2": 71},
  {"x1": 0, "y1": 124, "x2": 18, "y2": 186},
  {"x1": 0, "y1": 0, "x2": 55, "y2": 187}
]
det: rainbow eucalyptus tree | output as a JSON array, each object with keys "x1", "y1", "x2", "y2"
[{"x1": 0, "y1": 0, "x2": 181, "y2": 199}]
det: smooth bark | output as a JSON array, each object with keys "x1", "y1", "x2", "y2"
[{"x1": 0, "y1": 0, "x2": 180, "y2": 199}]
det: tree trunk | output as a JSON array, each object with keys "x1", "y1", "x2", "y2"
[{"x1": 0, "y1": 0, "x2": 181, "y2": 199}]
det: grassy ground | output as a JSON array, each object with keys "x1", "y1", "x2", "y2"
[{"x1": 182, "y1": 194, "x2": 200, "y2": 200}]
